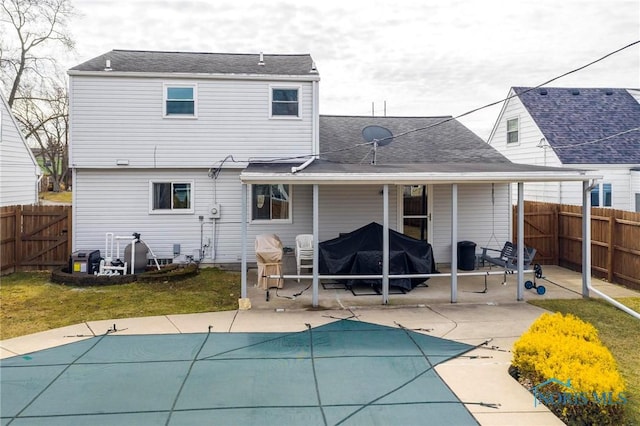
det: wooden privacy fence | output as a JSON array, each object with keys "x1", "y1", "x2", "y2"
[
  {"x1": 513, "y1": 201, "x2": 640, "y2": 290},
  {"x1": 1, "y1": 205, "x2": 72, "y2": 274}
]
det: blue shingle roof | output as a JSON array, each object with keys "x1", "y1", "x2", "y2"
[{"x1": 514, "y1": 87, "x2": 640, "y2": 164}]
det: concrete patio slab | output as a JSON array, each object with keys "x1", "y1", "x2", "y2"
[
  {"x1": 86, "y1": 315, "x2": 181, "y2": 335},
  {"x1": 167, "y1": 311, "x2": 238, "y2": 333}
]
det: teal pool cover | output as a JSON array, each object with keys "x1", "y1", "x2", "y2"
[{"x1": 1, "y1": 320, "x2": 479, "y2": 425}]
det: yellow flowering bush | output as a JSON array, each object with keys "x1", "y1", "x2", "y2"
[{"x1": 512, "y1": 312, "x2": 627, "y2": 425}]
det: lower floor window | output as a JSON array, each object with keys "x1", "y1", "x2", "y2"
[
  {"x1": 590, "y1": 183, "x2": 612, "y2": 207},
  {"x1": 151, "y1": 181, "x2": 193, "y2": 212},
  {"x1": 252, "y1": 184, "x2": 291, "y2": 221}
]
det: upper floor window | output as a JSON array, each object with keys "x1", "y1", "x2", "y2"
[
  {"x1": 150, "y1": 181, "x2": 194, "y2": 213},
  {"x1": 164, "y1": 84, "x2": 197, "y2": 117},
  {"x1": 506, "y1": 118, "x2": 519, "y2": 144},
  {"x1": 591, "y1": 183, "x2": 612, "y2": 207},
  {"x1": 252, "y1": 184, "x2": 291, "y2": 222},
  {"x1": 270, "y1": 87, "x2": 300, "y2": 118}
]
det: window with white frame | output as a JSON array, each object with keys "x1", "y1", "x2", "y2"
[
  {"x1": 150, "y1": 181, "x2": 194, "y2": 213},
  {"x1": 506, "y1": 118, "x2": 519, "y2": 144},
  {"x1": 591, "y1": 183, "x2": 612, "y2": 207},
  {"x1": 270, "y1": 87, "x2": 300, "y2": 117},
  {"x1": 252, "y1": 184, "x2": 291, "y2": 221},
  {"x1": 164, "y1": 84, "x2": 197, "y2": 117}
]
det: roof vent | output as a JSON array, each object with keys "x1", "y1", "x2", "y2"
[
  {"x1": 605, "y1": 90, "x2": 614, "y2": 95},
  {"x1": 539, "y1": 89, "x2": 548, "y2": 95},
  {"x1": 310, "y1": 60, "x2": 318, "y2": 73},
  {"x1": 571, "y1": 89, "x2": 580, "y2": 95},
  {"x1": 104, "y1": 59, "x2": 112, "y2": 71},
  {"x1": 258, "y1": 52, "x2": 264, "y2": 66}
]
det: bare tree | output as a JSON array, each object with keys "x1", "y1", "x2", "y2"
[
  {"x1": 1, "y1": 0, "x2": 74, "y2": 106},
  {"x1": 1, "y1": 0, "x2": 75, "y2": 192},
  {"x1": 16, "y1": 83, "x2": 69, "y2": 191}
]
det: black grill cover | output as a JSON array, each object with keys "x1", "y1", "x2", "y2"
[{"x1": 318, "y1": 222, "x2": 436, "y2": 291}]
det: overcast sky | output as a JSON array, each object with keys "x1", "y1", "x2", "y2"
[{"x1": 65, "y1": 0, "x2": 640, "y2": 139}]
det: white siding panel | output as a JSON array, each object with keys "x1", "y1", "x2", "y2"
[
  {"x1": 631, "y1": 171, "x2": 640, "y2": 212},
  {"x1": 317, "y1": 185, "x2": 398, "y2": 241},
  {"x1": 70, "y1": 76, "x2": 314, "y2": 168},
  {"x1": 431, "y1": 184, "x2": 510, "y2": 264},
  {"x1": 0, "y1": 96, "x2": 39, "y2": 206}
]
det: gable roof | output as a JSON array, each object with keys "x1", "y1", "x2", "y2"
[
  {"x1": 69, "y1": 50, "x2": 317, "y2": 77},
  {"x1": 319, "y1": 115, "x2": 510, "y2": 164},
  {"x1": 514, "y1": 87, "x2": 640, "y2": 164}
]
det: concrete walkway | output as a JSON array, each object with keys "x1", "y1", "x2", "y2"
[{"x1": 1, "y1": 266, "x2": 638, "y2": 426}]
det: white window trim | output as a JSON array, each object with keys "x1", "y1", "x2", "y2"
[
  {"x1": 269, "y1": 85, "x2": 302, "y2": 119},
  {"x1": 163, "y1": 83, "x2": 198, "y2": 119},
  {"x1": 250, "y1": 184, "x2": 293, "y2": 224},
  {"x1": 506, "y1": 116, "x2": 519, "y2": 145},
  {"x1": 148, "y1": 180, "x2": 195, "y2": 214}
]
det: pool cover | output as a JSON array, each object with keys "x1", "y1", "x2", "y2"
[{"x1": 1, "y1": 320, "x2": 479, "y2": 425}]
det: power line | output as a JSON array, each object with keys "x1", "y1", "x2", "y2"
[
  {"x1": 218, "y1": 39, "x2": 640, "y2": 166},
  {"x1": 384, "y1": 40, "x2": 640, "y2": 143},
  {"x1": 552, "y1": 126, "x2": 640, "y2": 149}
]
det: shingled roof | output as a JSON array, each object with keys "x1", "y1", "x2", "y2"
[
  {"x1": 320, "y1": 115, "x2": 510, "y2": 164},
  {"x1": 69, "y1": 50, "x2": 317, "y2": 76},
  {"x1": 514, "y1": 87, "x2": 640, "y2": 164}
]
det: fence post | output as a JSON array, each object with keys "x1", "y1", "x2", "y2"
[
  {"x1": 607, "y1": 209, "x2": 615, "y2": 283},
  {"x1": 14, "y1": 206, "x2": 21, "y2": 270},
  {"x1": 553, "y1": 203, "x2": 559, "y2": 264}
]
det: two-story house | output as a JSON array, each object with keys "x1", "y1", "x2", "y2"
[
  {"x1": 1, "y1": 92, "x2": 41, "y2": 206},
  {"x1": 487, "y1": 87, "x2": 640, "y2": 212},
  {"x1": 69, "y1": 50, "x2": 599, "y2": 305},
  {"x1": 69, "y1": 50, "x2": 320, "y2": 265}
]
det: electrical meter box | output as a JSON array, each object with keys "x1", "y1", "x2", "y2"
[{"x1": 69, "y1": 250, "x2": 101, "y2": 274}]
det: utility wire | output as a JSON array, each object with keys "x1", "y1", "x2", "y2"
[
  {"x1": 209, "y1": 40, "x2": 640, "y2": 169},
  {"x1": 551, "y1": 126, "x2": 640, "y2": 149},
  {"x1": 377, "y1": 40, "x2": 640, "y2": 144}
]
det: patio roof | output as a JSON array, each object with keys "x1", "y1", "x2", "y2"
[{"x1": 240, "y1": 160, "x2": 600, "y2": 185}]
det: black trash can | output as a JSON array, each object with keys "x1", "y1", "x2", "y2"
[{"x1": 457, "y1": 241, "x2": 476, "y2": 271}]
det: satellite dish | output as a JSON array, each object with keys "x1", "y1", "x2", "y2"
[{"x1": 362, "y1": 125, "x2": 393, "y2": 146}]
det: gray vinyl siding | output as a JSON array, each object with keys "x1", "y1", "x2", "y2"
[
  {"x1": 69, "y1": 76, "x2": 314, "y2": 168},
  {"x1": 0, "y1": 97, "x2": 39, "y2": 206},
  {"x1": 73, "y1": 169, "x2": 314, "y2": 263},
  {"x1": 431, "y1": 183, "x2": 510, "y2": 264},
  {"x1": 74, "y1": 171, "x2": 509, "y2": 267}
]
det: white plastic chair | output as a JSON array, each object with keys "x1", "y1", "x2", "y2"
[{"x1": 295, "y1": 234, "x2": 314, "y2": 282}]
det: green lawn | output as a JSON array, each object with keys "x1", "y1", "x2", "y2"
[
  {"x1": 39, "y1": 190, "x2": 72, "y2": 203},
  {"x1": 528, "y1": 297, "x2": 640, "y2": 426},
  {"x1": 0, "y1": 269, "x2": 240, "y2": 340}
]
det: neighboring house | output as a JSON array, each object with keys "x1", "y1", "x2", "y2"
[
  {"x1": 69, "y1": 50, "x2": 597, "y2": 306},
  {"x1": 487, "y1": 87, "x2": 640, "y2": 211},
  {"x1": 0, "y1": 92, "x2": 41, "y2": 206}
]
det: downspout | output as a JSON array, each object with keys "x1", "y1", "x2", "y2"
[
  {"x1": 291, "y1": 157, "x2": 314, "y2": 173},
  {"x1": 582, "y1": 179, "x2": 640, "y2": 320}
]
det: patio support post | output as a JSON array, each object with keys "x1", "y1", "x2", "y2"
[
  {"x1": 312, "y1": 184, "x2": 319, "y2": 307},
  {"x1": 241, "y1": 183, "x2": 248, "y2": 299},
  {"x1": 382, "y1": 184, "x2": 390, "y2": 304},
  {"x1": 582, "y1": 180, "x2": 591, "y2": 298},
  {"x1": 451, "y1": 184, "x2": 458, "y2": 303},
  {"x1": 517, "y1": 182, "x2": 524, "y2": 301}
]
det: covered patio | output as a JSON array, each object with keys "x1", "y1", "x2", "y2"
[{"x1": 239, "y1": 160, "x2": 601, "y2": 307}]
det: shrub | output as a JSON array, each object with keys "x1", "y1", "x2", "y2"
[{"x1": 512, "y1": 312, "x2": 627, "y2": 425}]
